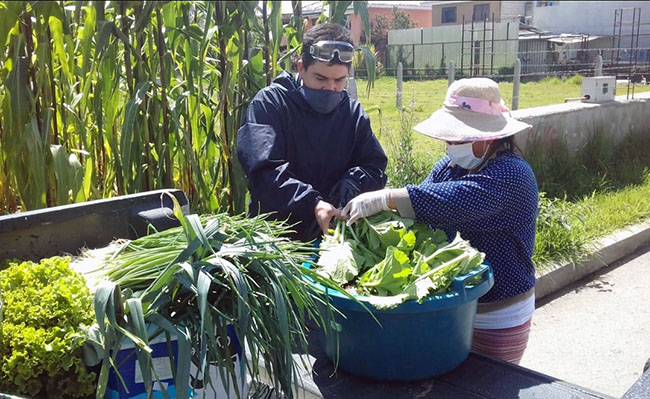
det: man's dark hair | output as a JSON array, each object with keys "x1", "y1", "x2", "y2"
[{"x1": 301, "y1": 23, "x2": 353, "y2": 70}]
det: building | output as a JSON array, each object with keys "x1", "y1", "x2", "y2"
[
  {"x1": 291, "y1": 1, "x2": 535, "y2": 43},
  {"x1": 429, "y1": 1, "x2": 533, "y2": 26},
  {"x1": 528, "y1": 1, "x2": 650, "y2": 76},
  {"x1": 386, "y1": 21, "x2": 520, "y2": 78},
  {"x1": 518, "y1": 25, "x2": 611, "y2": 77},
  {"x1": 297, "y1": 1, "x2": 434, "y2": 45},
  {"x1": 529, "y1": 1, "x2": 648, "y2": 38}
]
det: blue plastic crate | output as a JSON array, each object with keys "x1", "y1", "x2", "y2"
[
  {"x1": 106, "y1": 333, "x2": 178, "y2": 399},
  {"x1": 106, "y1": 325, "x2": 247, "y2": 399}
]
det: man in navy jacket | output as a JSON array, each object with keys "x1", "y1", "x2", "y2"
[{"x1": 237, "y1": 23, "x2": 387, "y2": 241}]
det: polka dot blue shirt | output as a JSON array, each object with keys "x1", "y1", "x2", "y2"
[{"x1": 406, "y1": 151, "x2": 538, "y2": 303}]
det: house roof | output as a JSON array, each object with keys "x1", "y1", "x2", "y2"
[
  {"x1": 424, "y1": 1, "x2": 472, "y2": 5},
  {"x1": 298, "y1": 1, "x2": 435, "y2": 16},
  {"x1": 366, "y1": 1, "x2": 438, "y2": 10},
  {"x1": 519, "y1": 26, "x2": 602, "y2": 43},
  {"x1": 547, "y1": 34, "x2": 602, "y2": 44},
  {"x1": 519, "y1": 24, "x2": 553, "y2": 40}
]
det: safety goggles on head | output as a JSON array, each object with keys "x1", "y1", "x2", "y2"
[{"x1": 309, "y1": 40, "x2": 355, "y2": 63}]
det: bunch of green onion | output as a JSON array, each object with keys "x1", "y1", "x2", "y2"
[{"x1": 88, "y1": 197, "x2": 340, "y2": 399}]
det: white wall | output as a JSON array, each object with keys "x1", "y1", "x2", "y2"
[
  {"x1": 532, "y1": 1, "x2": 649, "y2": 36},
  {"x1": 500, "y1": 1, "x2": 529, "y2": 22}
]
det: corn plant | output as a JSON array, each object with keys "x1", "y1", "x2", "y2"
[{"x1": 0, "y1": 1, "x2": 375, "y2": 215}]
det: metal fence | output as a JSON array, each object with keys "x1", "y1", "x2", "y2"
[
  {"x1": 381, "y1": 24, "x2": 650, "y2": 82},
  {"x1": 385, "y1": 22, "x2": 520, "y2": 80}
]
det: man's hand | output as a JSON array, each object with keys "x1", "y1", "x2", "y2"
[
  {"x1": 315, "y1": 200, "x2": 343, "y2": 236},
  {"x1": 341, "y1": 189, "x2": 390, "y2": 226}
]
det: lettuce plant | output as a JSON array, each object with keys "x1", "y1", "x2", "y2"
[{"x1": 0, "y1": 256, "x2": 96, "y2": 398}]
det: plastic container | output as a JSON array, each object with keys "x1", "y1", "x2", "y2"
[
  {"x1": 311, "y1": 264, "x2": 494, "y2": 381},
  {"x1": 106, "y1": 325, "x2": 247, "y2": 399}
]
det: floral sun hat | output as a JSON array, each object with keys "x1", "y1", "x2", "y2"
[{"x1": 413, "y1": 77, "x2": 532, "y2": 142}]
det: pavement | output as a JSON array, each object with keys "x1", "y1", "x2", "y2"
[{"x1": 519, "y1": 220, "x2": 650, "y2": 398}]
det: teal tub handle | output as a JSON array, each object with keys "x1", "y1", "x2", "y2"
[{"x1": 451, "y1": 263, "x2": 494, "y2": 302}]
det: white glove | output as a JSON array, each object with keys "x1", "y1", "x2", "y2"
[{"x1": 341, "y1": 189, "x2": 390, "y2": 226}]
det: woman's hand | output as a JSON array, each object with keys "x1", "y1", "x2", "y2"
[{"x1": 341, "y1": 189, "x2": 390, "y2": 226}]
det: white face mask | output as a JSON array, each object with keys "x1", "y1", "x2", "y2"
[{"x1": 446, "y1": 142, "x2": 486, "y2": 170}]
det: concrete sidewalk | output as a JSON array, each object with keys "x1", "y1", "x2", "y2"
[{"x1": 519, "y1": 220, "x2": 650, "y2": 398}]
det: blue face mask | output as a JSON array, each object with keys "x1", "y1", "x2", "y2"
[{"x1": 298, "y1": 86, "x2": 345, "y2": 114}]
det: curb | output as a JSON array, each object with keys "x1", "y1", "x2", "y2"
[{"x1": 535, "y1": 219, "x2": 650, "y2": 302}]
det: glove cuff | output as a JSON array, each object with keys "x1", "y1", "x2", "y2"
[{"x1": 381, "y1": 189, "x2": 390, "y2": 211}]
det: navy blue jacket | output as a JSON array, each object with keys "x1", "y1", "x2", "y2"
[{"x1": 237, "y1": 72, "x2": 387, "y2": 241}]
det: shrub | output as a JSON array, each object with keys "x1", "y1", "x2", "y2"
[
  {"x1": 496, "y1": 66, "x2": 515, "y2": 82},
  {"x1": 567, "y1": 74, "x2": 583, "y2": 85},
  {"x1": 385, "y1": 109, "x2": 430, "y2": 187}
]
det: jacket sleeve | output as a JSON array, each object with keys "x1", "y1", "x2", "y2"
[
  {"x1": 328, "y1": 108, "x2": 388, "y2": 207},
  {"x1": 236, "y1": 97, "x2": 322, "y2": 223}
]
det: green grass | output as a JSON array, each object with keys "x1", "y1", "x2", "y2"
[
  {"x1": 357, "y1": 76, "x2": 650, "y2": 150},
  {"x1": 358, "y1": 76, "x2": 650, "y2": 182},
  {"x1": 534, "y1": 172, "x2": 650, "y2": 269},
  {"x1": 356, "y1": 78, "x2": 447, "y2": 168},
  {"x1": 355, "y1": 76, "x2": 650, "y2": 269},
  {"x1": 530, "y1": 129, "x2": 650, "y2": 268},
  {"x1": 581, "y1": 176, "x2": 650, "y2": 238}
]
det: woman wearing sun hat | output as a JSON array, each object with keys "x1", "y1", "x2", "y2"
[{"x1": 342, "y1": 77, "x2": 539, "y2": 364}]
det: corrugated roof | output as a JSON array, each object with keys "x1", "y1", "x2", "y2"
[
  {"x1": 519, "y1": 28, "x2": 603, "y2": 43},
  {"x1": 547, "y1": 35, "x2": 602, "y2": 44},
  {"x1": 300, "y1": 1, "x2": 324, "y2": 15}
]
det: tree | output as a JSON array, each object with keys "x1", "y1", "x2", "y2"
[
  {"x1": 393, "y1": 7, "x2": 417, "y2": 30},
  {"x1": 369, "y1": 6, "x2": 416, "y2": 65},
  {"x1": 370, "y1": 13, "x2": 390, "y2": 65}
]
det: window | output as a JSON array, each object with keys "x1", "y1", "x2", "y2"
[
  {"x1": 472, "y1": 4, "x2": 490, "y2": 22},
  {"x1": 442, "y1": 7, "x2": 457, "y2": 24}
]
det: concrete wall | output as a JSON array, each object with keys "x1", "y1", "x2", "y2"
[
  {"x1": 512, "y1": 91, "x2": 650, "y2": 154},
  {"x1": 500, "y1": 1, "x2": 532, "y2": 22}
]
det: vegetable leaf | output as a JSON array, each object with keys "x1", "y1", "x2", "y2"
[{"x1": 312, "y1": 212, "x2": 486, "y2": 310}]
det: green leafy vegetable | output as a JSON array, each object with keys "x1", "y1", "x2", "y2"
[
  {"x1": 316, "y1": 221, "x2": 361, "y2": 284},
  {"x1": 313, "y1": 211, "x2": 486, "y2": 310},
  {"x1": 359, "y1": 246, "x2": 411, "y2": 296},
  {"x1": 0, "y1": 256, "x2": 96, "y2": 398}
]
